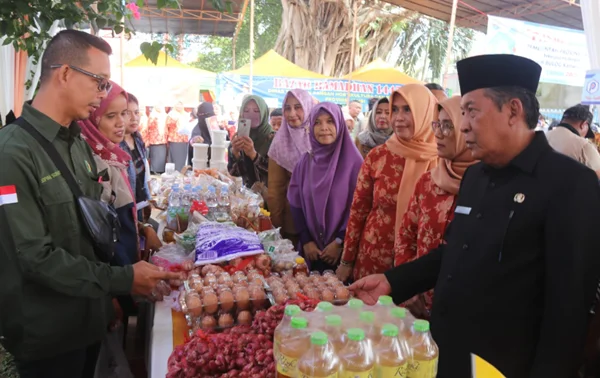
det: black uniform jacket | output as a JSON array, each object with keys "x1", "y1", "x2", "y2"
[{"x1": 385, "y1": 132, "x2": 600, "y2": 378}]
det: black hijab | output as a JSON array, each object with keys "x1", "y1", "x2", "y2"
[{"x1": 192, "y1": 102, "x2": 215, "y2": 145}]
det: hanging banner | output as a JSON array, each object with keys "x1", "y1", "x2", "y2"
[
  {"x1": 582, "y1": 69, "x2": 600, "y2": 104},
  {"x1": 486, "y1": 15, "x2": 589, "y2": 87},
  {"x1": 216, "y1": 74, "x2": 404, "y2": 111}
]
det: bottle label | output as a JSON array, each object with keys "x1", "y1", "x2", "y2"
[
  {"x1": 299, "y1": 374, "x2": 338, "y2": 378},
  {"x1": 376, "y1": 363, "x2": 408, "y2": 377},
  {"x1": 408, "y1": 358, "x2": 438, "y2": 378},
  {"x1": 275, "y1": 352, "x2": 297, "y2": 376},
  {"x1": 340, "y1": 369, "x2": 374, "y2": 378}
]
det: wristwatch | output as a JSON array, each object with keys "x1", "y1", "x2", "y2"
[{"x1": 335, "y1": 237, "x2": 343, "y2": 245}]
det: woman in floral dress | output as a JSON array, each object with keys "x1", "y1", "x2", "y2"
[
  {"x1": 336, "y1": 84, "x2": 438, "y2": 282},
  {"x1": 394, "y1": 96, "x2": 478, "y2": 318},
  {"x1": 166, "y1": 101, "x2": 190, "y2": 171},
  {"x1": 143, "y1": 104, "x2": 168, "y2": 173}
]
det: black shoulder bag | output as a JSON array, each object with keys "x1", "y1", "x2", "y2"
[{"x1": 14, "y1": 117, "x2": 119, "y2": 263}]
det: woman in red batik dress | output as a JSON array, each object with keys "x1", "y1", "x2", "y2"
[
  {"x1": 394, "y1": 96, "x2": 478, "y2": 318},
  {"x1": 336, "y1": 84, "x2": 438, "y2": 283}
]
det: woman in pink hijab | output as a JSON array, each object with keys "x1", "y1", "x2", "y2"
[{"x1": 267, "y1": 89, "x2": 316, "y2": 244}]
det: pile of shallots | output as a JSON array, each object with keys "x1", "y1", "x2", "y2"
[{"x1": 167, "y1": 299, "x2": 317, "y2": 378}]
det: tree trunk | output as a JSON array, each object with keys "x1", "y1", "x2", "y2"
[{"x1": 275, "y1": 0, "x2": 407, "y2": 77}]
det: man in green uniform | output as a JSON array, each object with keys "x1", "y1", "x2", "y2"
[{"x1": 0, "y1": 30, "x2": 181, "y2": 378}]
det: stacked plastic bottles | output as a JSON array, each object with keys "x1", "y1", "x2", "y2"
[{"x1": 274, "y1": 297, "x2": 438, "y2": 378}]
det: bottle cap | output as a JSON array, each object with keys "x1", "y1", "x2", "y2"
[
  {"x1": 347, "y1": 328, "x2": 365, "y2": 341},
  {"x1": 390, "y1": 307, "x2": 407, "y2": 319},
  {"x1": 284, "y1": 304, "x2": 301, "y2": 317},
  {"x1": 377, "y1": 295, "x2": 393, "y2": 306},
  {"x1": 325, "y1": 314, "x2": 342, "y2": 327},
  {"x1": 208, "y1": 185, "x2": 216, "y2": 192},
  {"x1": 291, "y1": 316, "x2": 308, "y2": 329},
  {"x1": 316, "y1": 302, "x2": 334, "y2": 312},
  {"x1": 310, "y1": 331, "x2": 328, "y2": 346},
  {"x1": 348, "y1": 298, "x2": 364, "y2": 310},
  {"x1": 359, "y1": 311, "x2": 375, "y2": 324},
  {"x1": 413, "y1": 319, "x2": 430, "y2": 332},
  {"x1": 381, "y1": 323, "x2": 399, "y2": 337},
  {"x1": 295, "y1": 257, "x2": 305, "y2": 264}
]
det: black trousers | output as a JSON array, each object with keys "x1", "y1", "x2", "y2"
[{"x1": 15, "y1": 342, "x2": 101, "y2": 378}]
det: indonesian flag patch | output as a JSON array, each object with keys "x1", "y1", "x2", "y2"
[{"x1": 0, "y1": 185, "x2": 18, "y2": 206}]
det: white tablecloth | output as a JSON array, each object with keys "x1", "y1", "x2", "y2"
[{"x1": 149, "y1": 302, "x2": 174, "y2": 378}]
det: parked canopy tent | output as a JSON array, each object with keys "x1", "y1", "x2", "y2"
[
  {"x1": 344, "y1": 58, "x2": 422, "y2": 85},
  {"x1": 124, "y1": 51, "x2": 216, "y2": 107},
  {"x1": 226, "y1": 49, "x2": 329, "y2": 78}
]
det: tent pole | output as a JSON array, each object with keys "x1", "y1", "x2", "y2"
[
  {"x1": 249, "y1": 0, "x2": 255, "y2": 94},
  {"x1": 442, "y1": 0, "x2": 459, "y2": 89},
  {"x1": 347, "y1": 1, "x2": 358, "y2": 105}
]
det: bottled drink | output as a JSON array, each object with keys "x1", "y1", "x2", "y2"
[
  {"x1": 218, "y1": 186, "x2": 231, "y2": 213},
  {"x1": 276, "y1": 316, "x2": 311, "y2": 378},
  {"x1": 389, "y1": 307, "x2": 413, "y2": 340},
  {"x1": 324, "y1": 314, "x2": 346, "y2": 353},
  {"x1": 347, "y1": 298, "x2": 364, "y2": 311},
  {"x1": 359, "y1": 311, "x2": 381, "y2": 345},
  {"x1": 377, "y1": 295, "x2": 394, "y2": 307},
  {"x1": 375, "y1": 324, "x2": 409, "y2": 378},
  {"x1": 316, "y1": 302, "x2": 334, "y2": 313},
  {"x1": 339, "y1": 328, "x2": 375, "y2": 378},
  {"x1": 408, "y1": 320, "x2": 438, "y2": 378},
  {"x1": 166, "y1": 185, "x2": 181, "y2": 230},
  {"x1": 297, "y1": 331, "x2": 340, "y2": 378},
  {"x1": 293, "y1": 257, "x2": 309, "y2": 276},
  {"x1": 205, "y1": 185, "x2": 218, "y2": 220},
  {"x1": 274, "y1": 305, "x2": 302, "y2": 359}
]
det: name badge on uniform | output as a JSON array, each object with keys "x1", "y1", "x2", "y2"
[{"x1": 455, "y1": 206, "x2": 472, "y2": 215}]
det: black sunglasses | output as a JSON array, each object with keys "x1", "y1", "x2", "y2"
[{"x1": 50, "y1": 64, "x2": 112, "y2": 93}]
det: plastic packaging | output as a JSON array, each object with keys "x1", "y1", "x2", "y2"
[
  {"x1": 276, "y1": 316, "x2": 311, "y2": 377},
  {"x1": 408, "y1": 320, "x2": 438, "y2": 378},
  {"x1": 297, "y1": 331, "x2": 340, "y2": 378},
  {"x1": 194, "y1": 222, "x2": 264, "y2": 265},
  {"x1": 339, "y1": 328, "x2": 374, "y2": 378},
  {"x1": 375, "y1": 324, "x2": 409, "y2": 378}
]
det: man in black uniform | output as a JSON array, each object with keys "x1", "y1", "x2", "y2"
[{"x1": 349, "y1": 55, "x2": 600, "y2": 378}]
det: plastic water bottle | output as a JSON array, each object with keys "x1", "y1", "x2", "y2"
[
  {"x1": 218, "y1": 186, "x2": 231, "y2": 213},
  {"x1": 205, "y1": 185, "x2": 218, "y2": 219},
  {"x1": 167, "y1": 185, "x2": 181, "y2": 230}
]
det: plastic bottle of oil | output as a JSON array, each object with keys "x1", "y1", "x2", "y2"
[
  {"x1": 324, "y1": 314, "x2": 347, "y2": 353},
  {"x1": 377, "y1": 295, "x2": 394, "y2": 307},
  {"x1": 375, "y1": 324, "x2": 409, "y2": 378},
  {"x1": 407, "y1": 320, "x2": 438, "y2": 378},
  {"x1": 389, "y1": 307, "x2": 413, "y2": 341},
  {"x1": 274, "y1": 305, "x2": 302, "y2": 359},
  {"x1": 276, "y1": 316, "x2": 311, "y2": 378},
  {"x1": 359, "y1": 311, "x2": 381, "y2": 345},
  {"x1": 338, "y1": 328, "x2": 375, "y2": 378},
  {"x1": 297, "y1": 331, "x2": 340, "y2": 378}
]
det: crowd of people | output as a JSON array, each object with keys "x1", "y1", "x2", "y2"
[{"x1": 3, "y1": 27, "x2": 600, "y2": 378}]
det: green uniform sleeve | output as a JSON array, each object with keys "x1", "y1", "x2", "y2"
[{"x1": 0, "y1": 150, "x2": 134, "y2": 297}]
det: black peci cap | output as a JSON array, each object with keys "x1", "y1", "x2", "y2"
[{"x1": 457, "y1": 54, "x2": 542, "y2": 95}]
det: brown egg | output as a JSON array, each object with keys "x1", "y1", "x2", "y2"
[
  {"x1": 274, "y1": 292, "x2": 289, "y2": 305},
  {"x1": 185, "y1": 292, "x2": 203, "y2": 316},
  {"x1": 204, "y1": 273, "x2": 217, "y2": 287},
  {"x1": 201, "y1": 315, "x2": 217, "y2": 329},
  {"x1": 188, "y1": 274, "x2": 204, "y2": 292},
  {"x1": 305, "y1": 289, "x2": 320, "y2": 301},
  {"x1": 288, "y1": 291, "x2": 299, "y2": 300},
  {"x1": 335, "y1": 286, "x2": 350, "y2": 300},
  {"x1": 234, "y1": 288, "x2": 251, "y2": 310},
  {"x1": 203, "y1": 292, "x2": 219, "y2": 314},
  {"x1": 237, "y1": 310, "x2": 252, "y2": 325},
  {"x1": 321, "y1": 289, "x2": 335, "y2": 302},
  {"x1": 219, "y1": 290, "x2": 235, "y2": 312},
  {"x1": 249, "y1": 286, "x2": 266, "y2": 308},
  {"x1": 217, "y1": 273, "x2": 232, "y2": 285},
  {"x1": 218, "y1": 313, "x2": 235, "y2": 328},
  {"x1": 232, "y1": 272, "x2": 247, "y2": 284}
]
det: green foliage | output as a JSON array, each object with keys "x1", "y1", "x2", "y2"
[
  {"x1": 192, "y1": 0, "x2": 282, "y2": 72},
  {"x1": 394, "y1": 16, "x2": 474, "y2": 82},
  {"x1": 0, "y1": 0, "x2": 180, "y2": 67}
]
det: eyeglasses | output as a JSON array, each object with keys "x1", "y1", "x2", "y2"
[
  {"x1": 50, "y1": 64, "x2": 112, "y2": 93},
  {"x1": 431, "y1": 121, "x2": 455, "y2": 137}
]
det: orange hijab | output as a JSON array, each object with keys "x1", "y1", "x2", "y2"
[
  {"x1": 431, "y1": 96, "x2": 478, "y2": 195},
  {"x1": 386, "y1": 84, "x2": 438, "y2": 234}
]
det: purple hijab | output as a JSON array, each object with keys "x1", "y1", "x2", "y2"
[
  {"x1": 288, "y1": 102, "x2": 364, "y2": 249},
  {"x1": 267, "y1": 89, "x2": 315, "y2": 172}
]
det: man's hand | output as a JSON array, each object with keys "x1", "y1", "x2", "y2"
[
  {"x1": 131, "y1": 261, "x2": 183, "y2": 297},
  {"x1": 348, "y1": 274, "x2": 392, "y2": 305},
  {"x1": 303, "y1": 242, "x2": 321, "y2": 261},
  {"x1": 320, "y1": 241, "x2": 342, "y2": 265},
  {"x1": 336, "y1": 264, "x2": 353, "y2": 283}
]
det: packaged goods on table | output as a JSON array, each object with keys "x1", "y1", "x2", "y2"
[
  {"x1": 265, "y1": 270, "x2": 350, "y2": 305},
  {"x1": 274, "y1": 297, "x2": 438, "y2": 378},
  {"x1": 194, "y1": 222, "x2": 265, "y2": 265}
]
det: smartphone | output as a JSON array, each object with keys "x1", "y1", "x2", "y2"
[{"x1": 238, "y1": 118, "x2": 251, "y2": 138}]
